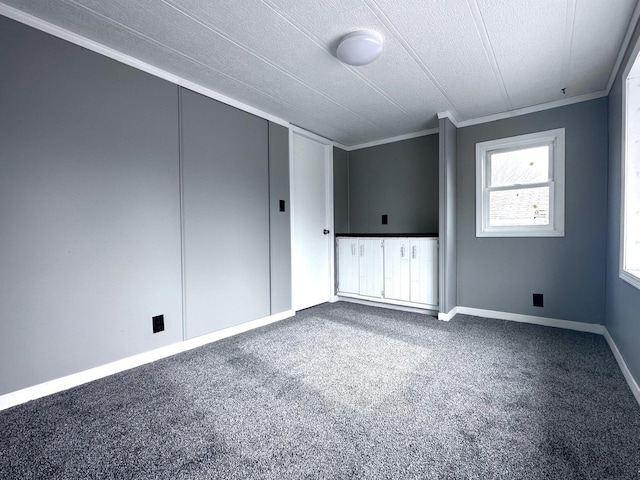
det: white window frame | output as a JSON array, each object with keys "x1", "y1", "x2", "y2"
[
  {"x1": 620, "y1": 39, "x2": 640, "y2": 291},
  {"x1": 476, "y1": 129, "x2": 565, "y2": 237}
]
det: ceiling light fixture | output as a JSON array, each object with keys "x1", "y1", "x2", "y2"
[{"x1": 336, "y1": 30, "x2": 384, "y2": 66}]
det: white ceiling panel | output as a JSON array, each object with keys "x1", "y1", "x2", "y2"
[
  {"x1": 1, "y1": 0, "x2": 637, "y2": 145},
  {"x1": 568, "y1": 0, "x2": 637, "y2": 96},
  {"x1": 264, "y1": 0, "x2": 451, "y2": 129},
  {"x1": 476, "y1": 0, "x2": 567, "y2": 109},
  {"x1": 369, "y1": 0, "x2": 512, "y2": 119}
]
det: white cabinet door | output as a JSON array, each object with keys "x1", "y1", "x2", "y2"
[
  {"x1": 410, "y1": 238, "x2": 438, "y2": 305},
  {"x1": 337, "y1": 237, "x2": 359, "y2": 294},
  {"x1": 358, "y1": 239, "x2": 383, "y2": 298},
  {"x1": 384, "y1": 238, "x2": 411, "y2": 301}
]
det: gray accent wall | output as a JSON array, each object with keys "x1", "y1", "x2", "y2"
[
  {"x1": 333, "y1": 146, "x2": 350, "y2": 234},
  {"x1": 348, "y1": 135, "x2": 439, "y2": 234},
  {"x1": 0, "y1": 16, "x2": 183, "y2": 394},
  {"x1": 180, "y1": 88, "x2": 271, "y2": 339},
  {"x1": 606, "y1": 23, "x2": 640, "y2": 382},
  {"x1": 0, "y1": 16, "x2": 292, "y2": 396},
  {"x1": 457, "y1": 99, "x2": 609, "y2": 324},
  {"x1": 269, "y1": 122, "x2": 292, "y2": 314},
  {"x1": 439, "y1": 118, "x2": 458, "y2": 314}
]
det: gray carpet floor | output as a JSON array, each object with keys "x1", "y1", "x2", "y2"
[{"x1": 1, "y1": 302, "x2": 639, "y2": 479}]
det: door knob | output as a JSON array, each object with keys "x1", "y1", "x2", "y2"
[{"x1": 323, "y1": 229, "x2": 330, "y2": 235}]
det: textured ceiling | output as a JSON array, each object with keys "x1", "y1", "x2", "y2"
[{"x1": 1, "y1": 0, "x2": 638, "y2": 146}]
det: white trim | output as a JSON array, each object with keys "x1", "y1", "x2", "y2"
[
  {"x1": 606, "y1": 0, "x2": 640, "y2": 94},
  {"x1": 0, "y1": 310, "x2": 295, "y2": 411},
  {"x1": 327, "y1": 143, "x2": 336, "y2": 302},
  {"x1": 337, "y1": 296, "x2": 437, "y2": 316},
  {"x1": 333, "y1": 141, "x2": 350, "y2": 152},
  {"x1": 288, "y1": 124, "x2": 334, "y2": 146},
  {"x1": 346, "y1": 128, "x2": 439, "y2": 151},
  {"x1": 457, "y1": 91, "x2": 607, "y2": 128},
  {"x1": 437, "y1": 111, "x2": 460, "y2": 127},
  {"x1": 475, "y1": 128, "x2": 565, "y2": 238},
  {"x1": 619, "y1": 32, "x2": 640, "y2": 291},
  {"x1": 437, "y1": 306, "x2": 458, "y2": 322},
  {"x1": 456, "y1": 306, "x2": 604, "y2": 334},
  {"x1": 0, "y1": 4, "x2": 290, "y2": 131},
  {"x1": 603, "y1": 327, "x2": 640, "y2": 406}
]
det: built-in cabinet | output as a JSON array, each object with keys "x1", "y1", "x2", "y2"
[{"x1": 337, "y1": 236, "x2": 438, "y2": 310}]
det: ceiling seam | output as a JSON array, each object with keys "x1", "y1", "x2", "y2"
[
  {"x1": 258, "y1": 0, "x2": 423, "y2": 123},
  {"x1": 466, "y1": 0, "x2": 512, "y2": 111},
  {"x1": 362, "y1": 0, "x2": 463, "y2": 121},
  {"x1": 161, "y1": 0, "x2": 388, "y2": 132},
  {"x1": 559, "y1": 0, "x2": 577, "y2": 98},
  {"x1": 58, "y1": 0, "x2": 367, "y2": 145}
]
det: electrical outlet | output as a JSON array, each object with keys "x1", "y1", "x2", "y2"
[
  {"x1": 533, "y1": 294, "x2": 544, "y2": 307},
  {"x1": 382, "y1": 214, "x2": 388, "y2": 225},
  {"x1": 152, "y1": 314, "x2": 164, "y2": 333}
]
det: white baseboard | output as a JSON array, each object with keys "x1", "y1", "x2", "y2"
[
  {"x1": 337, "y1": 296, "x2": 437, "y2": 316},
  {"x1": 0, "y1": 309, "x2": 295, "y2": 411},
  {"x1": 437, "y1": 307, "x2": 458, "y2": 322},
  {"x1": 455, "y1": 306, "x2": 605, "y2": 334},
  {"x1": 603, "y1": 327, "x2": 640, "y2": 406},
  {"x1": 454, "y1": 306, "x2": 639, "y2": 407}
]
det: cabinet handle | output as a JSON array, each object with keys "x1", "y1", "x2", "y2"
[
  {"x1": 360, "y1": 244, "x2": 365, "y2": 256},
  {"x1": 351, "y1": 244, "x2": 356, "y2": 256},
  {"x1": 401, "y1": 245, "x2": 405, "y2": 257},
  {"x1": 412, "y1": 245, "x2": 416, "y2": 259}
]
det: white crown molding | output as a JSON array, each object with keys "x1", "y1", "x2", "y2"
[
  {"x1": 437, "y1": 111, "x2": 460, "y2": 127},
  {"x1": 455, "y1": 306, "x2": 605, "y2": 334},
  {"x1": 454, "y1": 90, "x2": 608, "y2": 128},
  {"x1": 0, "y1": 309, "x2": 295, "y2": 411},
  {"x1": 603, "y1": 327, "x2": 640, "y2": 406},
  {"x1": 0, "y1": 3, "x2": 291, "y2": 130},
  {"x1": 346, "y1": 128, "x2": 439, "y2": 151},
  {"x1": 606, "y1": 0, "x2": 640, "y2": 94},
  {"x1": 332, "y1": 141, "x2": 350, "y2": 152}
]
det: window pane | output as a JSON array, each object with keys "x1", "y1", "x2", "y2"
[
  {"x1": 489, "y1": 186, "x2": 550, "y2": 226},
  {"x1": 490, "y1": 146, "x2": 549, "y2": 187}
]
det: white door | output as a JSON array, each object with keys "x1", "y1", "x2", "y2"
[{"x1": 291, "y1": 131, "x2": 333, "y2": 310}]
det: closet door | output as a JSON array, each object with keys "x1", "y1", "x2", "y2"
[
  {"x1": 181, "y1": 88, "x2": 270, "y2": 338},
  {"x1": 337, "y1": 237, "x2": 359, "y2": 294},
  {"x1": 384, "y1": 238, "x2": 410, "y2": 301},
  {"x1": 358, "y1": 239, "x2": 382, "y2": 298}
]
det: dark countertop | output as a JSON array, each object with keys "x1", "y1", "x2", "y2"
[{"x1": 335, "y1": 233, "x2": 438, "y2": 238}]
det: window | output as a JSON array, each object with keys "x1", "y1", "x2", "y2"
[
  {"x1": 476, "y1": 129, "x2": 565, "y2": 237},
  {"x1": 622, "y1": 47, "x2": 640, "y2": 290}
]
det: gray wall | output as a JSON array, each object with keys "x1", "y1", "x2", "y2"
[
  {"x1": 333, "y1": 146, "x2": 350, "y2": 234},
  {"x1": 606, "y1": 23, "x2": 640, "y2": 382},
  {"x1": 181, "y1": 88, "x2": 271, "y2": 339},
  {"x1": 439, "y1": 118, "x2": 457, "y2": 314},
  {"x1": 269, "y1": 122, "x2": 292, "y2": 314},
  {"x1": 348, "y1": 135, "x2": 439, "y2": 234},
  {"x1": 457, "y1": 99, "x2": 609, "y2": 324},
  {"x1": 0, "y1": 16, "x2": 183, "y2": 394},
  {"x1": 0, "y1": 17, "x2": 292, "y2": 396}
]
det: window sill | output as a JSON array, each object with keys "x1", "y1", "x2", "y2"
[{"x1": 620, "y1": 270, "x2": 640, "y2": 291}]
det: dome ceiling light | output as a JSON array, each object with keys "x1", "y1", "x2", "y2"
[{"x1": 336, "y1": 30, "x2": 384, "y2": 66}]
